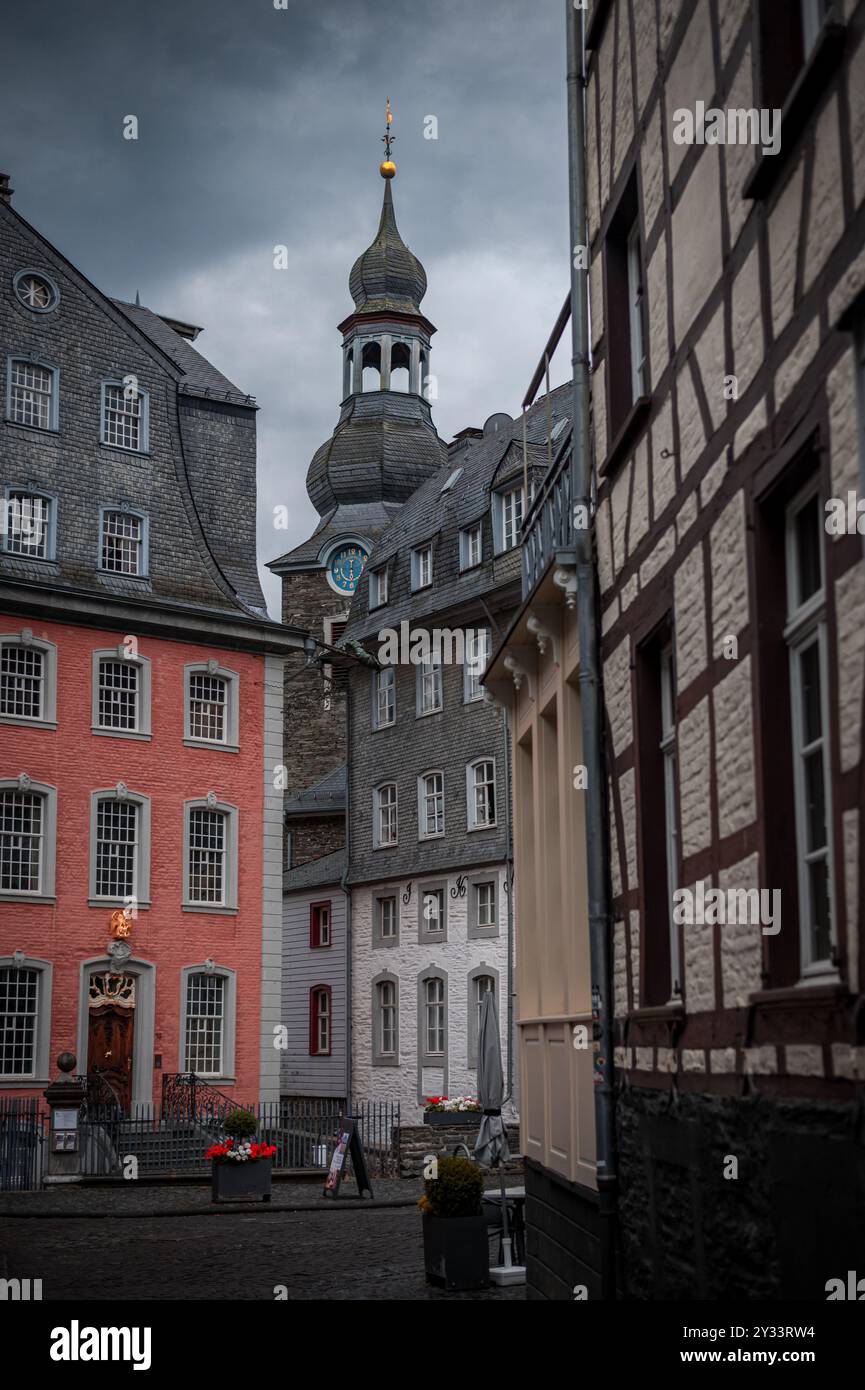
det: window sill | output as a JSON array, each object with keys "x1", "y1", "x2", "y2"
[
  {"x1": 599, "y1": 395, "x2": 651, "y2": 478},
  {"x1": 418, "y1": 833, "x2": 445, "y2": 843},
  {"x1": 98, "y1": 443, "x2": 151, "y2": 458},
  {"x1": 373, "y1": 937, "x2": 399, "y2": 948},
  {"x1": 96, "y1": 572, "x2": 151, "y2": 585},
  {"x1": 181, "y1": 904, "x2": 237, "y2": 915},
  {"x1": 373, "y1": 1056, "x2": 400, "y2": 1067},
  {"x1": 0, "y1": 1076, "x2": 49, "y2": 1088},
  {"x1": 183, "y1": 738, "x2": 239, "y2": 753},
  {"x1": 91, "y1": 727, "x2": 152, "y2": 742},
  {"x1": 88, "y1": 898, "x2": 151, "y2": 910},
  {"x1": 747, "y1": 981, "x2": 848, "y2": 1007},
  {"x1": 373, "y1": 842, "x2": 399, "y2": 851},
  {"x1": 0, "y1": 893, "x2": 55, "y2": 905},
  {"x1": 743, "y1": 23, "x2": 847, "y2": 201},
  {"x1": 309, "y1": 1051, "x2": 333, "y2": 1059},
  {"x1": 3, "y1": 421, "x2": 60, "y2": 439},
  {"x1": 630, "y1": 1003, "x2": 686, "y2": 1021},
  {"x1": 371, "y1": 722, "x2": 396, "y2": 733},
  {"x1": 0, "y1": 551, "x2": 58, "y2": 567},
  {"x1": 0, "y1": 715, "x2": 57, "y2": 731},
  {"x1": 415, "y1": 708, "x2": 443, "y2": 720},
  {"x1": 467, "y1": 823, "x2": 498, "y2": 833}
]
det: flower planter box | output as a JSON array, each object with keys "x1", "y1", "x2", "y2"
[
  {"x1": 423, "y1": 1111, "x2": 481, "y2": 1127},
  {"x1": 211, "y1": 1157, "x2": 272, "y2": 1204},
  {"x1": 422, "y1": 1214, "x2": 489, "y2": 1291}
]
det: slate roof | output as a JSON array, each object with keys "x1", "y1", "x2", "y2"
[
  {"x1": 348, "y1": 179, "x2": 427, "y2": 317},
  {"x1": 112, "y1": 300, "x2": 251, "y2": 403},
  {"x1": 269, "y1": 501, "x2": 404, "y2": 570},
  {"x1": 342, "y1": 383, "x2": 573, "y2": 643},
  {"x1": 283, "y1": 848, "x2": 347, "y2": 894},
  {"x1": 284, "y1": 765, "x2": 347, "y2": 816},
  {"x1": 304, "y1": 389, "x2": 448, "y2": 516}
]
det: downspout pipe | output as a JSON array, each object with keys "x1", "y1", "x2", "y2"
[
  {"x1": 566, "y1": 0, "x2": 617, "y2": 1279},
  {"x1": 341, "y1": 677, "x2": 353, "y2": 1111}
]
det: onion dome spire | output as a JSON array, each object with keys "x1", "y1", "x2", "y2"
[{"x1": 348, "y1": 99, "x2": 428, "y2": 316}]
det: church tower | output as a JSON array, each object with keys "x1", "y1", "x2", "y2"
[{"x1": 268, "y1": 106, "x2": 447, "y2": 863}]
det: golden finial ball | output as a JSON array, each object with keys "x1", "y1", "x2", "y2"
[{"x1": 380, "y1": 160, "x2": 396, "y2": 179}]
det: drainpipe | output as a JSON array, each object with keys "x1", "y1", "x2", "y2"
[
  {"x1": 502, "y1": 704, "x2": 515, "y2": 1105},
  {"x1": 566, "y1": 0, "x2": 617, "y2": 1279},
  {"x1": 341, "y1": 677, "x2": 353, "y2": 1111}
]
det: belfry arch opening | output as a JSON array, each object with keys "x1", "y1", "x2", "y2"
[
  {"x1": 390, "y1": 341, "x2": 411, "y2": 393},
  {"x1": 362, "y1": 341, "x2": 382, "y2": 392}
]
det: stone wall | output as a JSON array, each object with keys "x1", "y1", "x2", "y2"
[
  {"x1": 615, "y1": 1087, "x2": 864, "y2": 1301},
  {"x1": 397, "y1": 1122, "x2": 523, "y2": 1180}
]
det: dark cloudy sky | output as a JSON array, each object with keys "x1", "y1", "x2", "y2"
[{"x1": 1, "y1": 0, "x2": 572, "y2": 614}]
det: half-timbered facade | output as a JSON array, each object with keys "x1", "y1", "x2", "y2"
[{"x1": 490, "y1": 0, "x2": 865, "y2": 1300}]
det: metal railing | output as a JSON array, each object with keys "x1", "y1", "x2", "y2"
[
  {"x1": 77, "y1": 1096, "x2": 401, "y2": 1179},
  {"x1": 0, "y1": 1096, "x2": 46, "y2": 1192},
  {"x1": 521, "y1": 439, "x2": 575, "y2": 597}
]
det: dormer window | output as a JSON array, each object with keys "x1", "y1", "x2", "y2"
[
  {"x1": 492, "y1": 486, "x2": 525, "y2": 554},
  {"x1": 411, "y1": 542, "x2": 433, "y2": 591},
  {"x1": 459, "y1": 522, "x2": 483, "y2": 571},
  {"x1": 370, "y1": 566, "x2": 389, "y2": 609}
]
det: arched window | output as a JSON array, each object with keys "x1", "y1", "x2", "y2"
[
  {"x1": 372, "y1": 972, "x2": 399, "y2": 1065},
  {"x1": 361, "y1": 341, "x2": 382, "y2": 392},
  {"x1": 343, "y1": 347, "x2": 354, "y2": 398},
  {"x1": 309, "y1": 985, "x2": 332, "y2": 1056},
  {"x1": 468, "y1": 968, "x2": 499, "y2": 1068},
  {"x1": 390, "y1": 341, "x2": 411, "y2": 393}
]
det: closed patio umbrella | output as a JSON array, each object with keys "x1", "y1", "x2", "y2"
[{"x1": 474, "y1": 988, "x2": 524, "y2": 1284}]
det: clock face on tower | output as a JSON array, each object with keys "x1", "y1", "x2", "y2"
[{"x1": 327, "y1": 543, "x2": 370, "y2": 595}]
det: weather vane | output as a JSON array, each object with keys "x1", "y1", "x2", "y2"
[{"x1": 380, "y1": 96, "x2": 396, "y2": 178}]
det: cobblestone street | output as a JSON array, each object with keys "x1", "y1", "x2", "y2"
[{"x1": 0, "y1": 1185, "x2": 526, "y2": 1301}]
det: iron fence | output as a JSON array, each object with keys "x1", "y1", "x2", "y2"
[
  {"x1": 77, "y1": 1096, "x2": 401, "y2": 1179},
  {"x1": 0, "y1": 1096, "x2": 46, "y2": 1192}
]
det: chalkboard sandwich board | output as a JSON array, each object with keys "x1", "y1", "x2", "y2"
[{"x1": 323, "y1": 1115, "x2": 374, "y2": 1199}]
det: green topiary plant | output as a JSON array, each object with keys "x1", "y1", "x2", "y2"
[
  {"x1": 223, "y1": 1108, "x2": 257, "y2": 1141},
  {"x1": 422, "y1": 1156, "x2": 485, "y2": 1218}
]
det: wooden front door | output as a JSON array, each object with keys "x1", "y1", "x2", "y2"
[{"x1": 88, "y1": 1005, "x2": 134, "y2": 1110}]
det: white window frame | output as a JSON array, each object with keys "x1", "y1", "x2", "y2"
[
  {"x1": 493, "y1": 486, "x2": 525, "y2": 554},
  {"x1": 369, "y1": 566, "x2": 389, "y2": 609},
  {"x1": 100, "y1": 378, "x2": 150, "y2": 453},
  {"x1": 184, "y1": 664, "x2": 240, "y2": 751},
  {"x1": 373, "y1": 782, "x2": 398, "y2": 849},
  {"x1": 0, "y1": 633, "x2": 58, "y2": 729},
  {"x1": 91, "y1": 648, "x2": 152, "y2": 740},
  {"x1": 464, "y1": 628, "x2": 491, "y2": 703},
  {"x1": 418, "y1": 770, "x2": 445, "y2": 840},
  {"x1": 98, "y1": 506, "x2": 149, "y2": 578},
  {"x1": 0, "y1": 780, "x2": 58, "y2": 902},
  {"x1": 88, "y1": 788, "x2": 151, "y2": 908},
  {"x1": 2, "y1": 486, "x2": 57, "y2": 560},
  {"x1": 459, "y1": 522, "x2": 483, "y2": 571},
  {"x1": 416, "y1": 655, "x2": 443, "y2": 717},
  {"x1": 0, "y1": 957, "x2": 53, "y2": 1083},
  {"x1": 182, "y1": 799, "x2": 239, "y2": 912},
  {"x1": 372, "y1": 972, "x2": 399, "y2": 1065},
  {"x1": 373, "y1": 666, "x2": 396, "y2": 729},
  {"x1": 467, "y1": 758, "x2": 497, "y2": 831},
  {"x1": 411, "y1": 542, "x2": 434, "y2": 591},
  {"x1": 659, "y1": 642, "x2": 681, "y2": 1000},
  {"x1": 627, "y1": 219, "x2": 646, "y2": 403},
  {"x1": 6, "y1": 357, "x2": 59, "y2": 431},
  {"x1": 784, "y1": 481, "x2": 837, "y2": 981},
  {"x1": 179, "y1": 964, "x2": 237, "y2": 1080}
]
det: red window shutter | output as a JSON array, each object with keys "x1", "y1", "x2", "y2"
[{"x1": 309, "y1": 988, "x2": 318, "y2": 1055}]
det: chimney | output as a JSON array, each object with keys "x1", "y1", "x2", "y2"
[{"x1": 0, "y1": 173, "x2": 13, "y2": 204}]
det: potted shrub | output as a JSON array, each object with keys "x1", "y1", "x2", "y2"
[
  {"x1": 419, "y1": 1155, "x2": 489, "y2": 1290},
  {"x1": 423, "y1": 1096, "x2": 482, "y2": 1127},
  {"x1": 208, "y1": 1109, "x2": 276, "y2": 1203}
]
